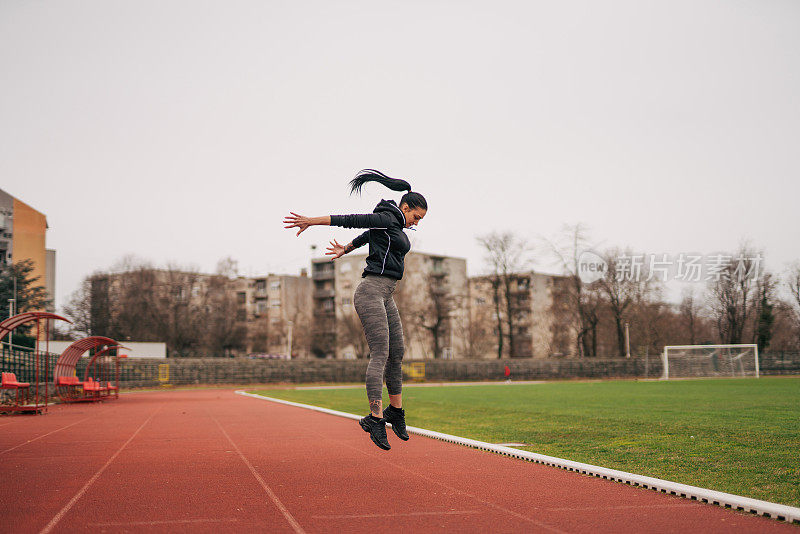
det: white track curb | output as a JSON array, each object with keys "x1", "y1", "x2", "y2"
[{"x1": 235, "y1": 390, "x2": 800, "y2": 524}]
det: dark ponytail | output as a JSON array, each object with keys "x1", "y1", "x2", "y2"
[
  {"x1": 349, "y1": 169, "x2": 410, "y2": 195},
  {"x1": 349, "y1": 169, "x2": 428, "y2": 211}
]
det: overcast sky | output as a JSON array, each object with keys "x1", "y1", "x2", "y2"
[{"x1": 1, "y1": 0, "x2": 798, "y2": 310}]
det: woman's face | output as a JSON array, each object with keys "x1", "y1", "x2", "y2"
[{"x1": 400, "y1": 204, "x2": 427, "y2": 228}]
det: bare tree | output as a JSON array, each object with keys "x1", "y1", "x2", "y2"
[
  {"x1": 67, "y1": 256, "x2": 257, "y2": 357},
  {"x1": 249, "y1": 319, "x2": 269, "y2": 353},
  {"x1": 477, "y1": 231, "x2": 530, "y2": 358},
  {"x1": 678, "y1": 287, "x2": 701, "y2": 345},
  {"x1": 338, "y1": 312, "x2": 368, "y2": 358},
  {"x1": 768, "y1": 300, "x2": 800, "y2": 352},
  {"x1": 706, "y1": 246, "x2": 760, "y2": 344},
  {"x1": 62, "y1": 277, "x2": 96, "y2": 338},
  {"x1": 631, "y1": 292, "x2": 667, "y2": 360},
  {"x1": 786, "y1": 263, "x2": 800, "y2": 349},
  {"x1": 751, "y1": 272, "x2": 775, "y2": 352},
  {"x1": 548, "y1": 276, "x2": 573, "y2": 356},
  {"x1": 157, "y1": 266, "x2": 205, "y2": 357},
  {"x1": 489, "y1": 275, "x2": 504, "y2": 358},
  {"x1": 216, "y1": 257, "x2": 239, "y2": 278},
  {"x1": 541, "y1": 224, "x2": 601, "y2": 357},
  {"x1": 393, "y1": 270, "x2": 454, "y2": 359},
  {"x1": 267, "y1": 317, "x2": 287, "y2": 353},
  {"x1": 466, "y1": 292, "x2": 496, "y2": 359},
  {"x1": 393, "y1": 278, "x2": 425, "y2": 358},
  {"x1": 598, "y1": 248, "x2": 653, "y2": 357},
  {"x1": 416, "y1": 272, "x2": 454, "y2": 358},
  {"x1": 202, "y1": 274, "x2": 246, "y2": 357}
]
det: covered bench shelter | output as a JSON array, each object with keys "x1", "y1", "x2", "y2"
[
  {"x1": 0, "y1": 312, "x2": 70, "y2": 413},
  {"x1": 53, "y1": 336, "x2": 124, "y2": 403}
]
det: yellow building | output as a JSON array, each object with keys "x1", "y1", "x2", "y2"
[{"x1": 0, "y1": 188, "x2": 55, "y2": 311}]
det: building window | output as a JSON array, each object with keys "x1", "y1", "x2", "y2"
[
  {"x1": 476, "y1": 297, "x2": 485, "y2": 305},
  {"x1": 256, "y1": 301, "x2": 268, "y2": 314},
  {"x1": 342, "y1": 297, "x2": 352, "y2": 306},
  {"x1": 271, "y1": 299, "x2": 281, "y2": 308},
  {"x1": 237, "y1": 292, "x2": 246, "y2": 304},
  {"x1": 270, "y1": 281, "x2": 281, "y2": 290}
]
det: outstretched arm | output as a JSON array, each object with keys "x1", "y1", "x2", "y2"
[
  {"x1": 325, "y1": 231, "x2": 369, "y2": 259},
  {"x1": 283, "y1": 213, "x2": 331, "y2": 236},
  {"x1": 330, "y1": 212, "x2": 396, "y2": 229}
]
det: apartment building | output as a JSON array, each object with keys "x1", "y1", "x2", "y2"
[
  {"x1": 311, "y1": 252, "x2": 468, "y2": 359},
  {"x1": 0, "y1": 188, "x2": 56, "y2": 310},
  {"x1": 311, "y1": 255, "x2": 356, "y2": 359},
  {"x1": 239, "y1": 272, "x2": 313, "y2": 358},
  {"x1": 398, "y1": 253, "x2": 469, "y2": 359},
  {"x1": 469, "y1": 271, "x2": 572, "y2": 358}
]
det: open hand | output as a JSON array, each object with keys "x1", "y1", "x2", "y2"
[
  {"x1": 325, "y1": 239, "x2": 346, "y2": 259},
  {"x1": 283, "y1": 212, "x2": 311, "y2": 236}
]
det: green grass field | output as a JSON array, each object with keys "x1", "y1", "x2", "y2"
[{"x1": 249, "y1": 377, "x2": 800, "y2": 508}]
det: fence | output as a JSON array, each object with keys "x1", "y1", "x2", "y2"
[
  {"x1": 0, "y1": 346, "x2": 60, "y2": 406},
  {"x1": 113, "y1": 353, "x2": 800, "y2": 389},
  {"x1": 3, "y1": 351, "x2": 799, "y2": 395}
]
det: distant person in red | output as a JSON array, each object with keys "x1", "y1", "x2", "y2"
[
  {"x1": 284, "y1": 169, "x2": 427, "y2": 451},
  {"x1": 504, "y1": 365, "x2": 511, "y2": 382}
]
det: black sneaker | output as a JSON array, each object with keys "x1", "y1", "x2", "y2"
[
  {"x1": 359, "y1": 415, "x2": 391, "y2": 450},
  {"x1": 383, "y1": 405, "x2": 409, "y2": 441}
]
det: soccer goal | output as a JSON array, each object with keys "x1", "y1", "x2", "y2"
[{"x1": 660, "y1": 344, "x2": 759, "y2": 380}]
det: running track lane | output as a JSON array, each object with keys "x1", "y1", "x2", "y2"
[{"x1": 0, "y1": 389, "x2": 792, "y2": 533}]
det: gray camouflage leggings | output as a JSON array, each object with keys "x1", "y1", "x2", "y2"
[{"x1": 353, "y1": 274, "x2": 404, "y2": 403}]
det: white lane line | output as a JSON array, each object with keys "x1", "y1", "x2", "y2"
[
  {"x1": 313, "y1": 510, "x2": 481, "y2": 519},
  {"x1": 542, "y1": 503, "x2": 703, "y2": 512},
  {"x1": 91, "y1": 518, "x2": 239, "y2": 526},
  {"x1": 208, "y1": 413, "x2": 306, "y2": 534},
  {"x1": 1, "y1": 416, "x2": 94, "y2": 455},
  {"x1": 39, "y1": 404, "x2": 163, "y2": 534}
]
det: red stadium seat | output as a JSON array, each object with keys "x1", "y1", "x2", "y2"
[
  {"x1": 2, "y1": 372, "x2": 31, "y2": 405},
  {"x1": 56, "y1": 376, "x2": 80, "y2": 386}
]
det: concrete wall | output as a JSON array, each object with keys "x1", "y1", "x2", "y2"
[
  {"x1": 45, "y1": 249, "x2": 56, "y2": 309},
  {"x1": 47, "y1": 341, "x2": 167, "y2": 358},
  {"x1": 115, "y1": 353, "x2": 800, "y2": 388},
  {"x1": 0, "y1": 189, "x2": 13, "y2": 265}
]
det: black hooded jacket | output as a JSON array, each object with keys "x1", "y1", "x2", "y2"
[{"x1": 330, "y1": 199, "x2": 410, "y2": 280}]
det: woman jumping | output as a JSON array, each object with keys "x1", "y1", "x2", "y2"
[{"x1": 283, "y1": 169, "x2": 427, "y2": 450}]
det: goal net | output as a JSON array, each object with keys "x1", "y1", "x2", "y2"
[{"x1": 660, "y1": 344, "x2": 759, "y2": 380}]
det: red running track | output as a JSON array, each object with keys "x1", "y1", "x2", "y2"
[{"x1": 0, "y1": 389, "x2": 793, "y2": 533}]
